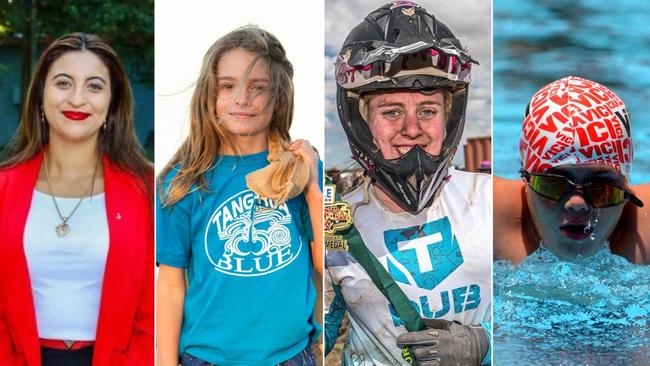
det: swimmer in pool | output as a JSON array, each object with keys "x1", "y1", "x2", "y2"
[{"x1": 494, "y1": 76, "x2": 650, "y2": 264}]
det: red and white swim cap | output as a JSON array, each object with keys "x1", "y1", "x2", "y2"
[{"x1": 519, "y1": 76, "x2": 632, "y2": 177}]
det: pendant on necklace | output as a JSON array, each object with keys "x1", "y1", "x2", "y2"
[{"x1": 56, "y1": 222, "x2": 70, "y2": 237}]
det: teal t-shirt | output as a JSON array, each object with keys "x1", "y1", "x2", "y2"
[{"x1": 157, "y1": 151, "x2": 320, "y2": 365}]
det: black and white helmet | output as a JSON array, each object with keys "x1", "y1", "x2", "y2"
[{"x1": 336, "y1": 1, "x2": 477, "y2": 213}]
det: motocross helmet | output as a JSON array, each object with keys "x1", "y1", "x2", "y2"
[{"x1": 336, "y1": 1, "x2": 478, "y2": 213}]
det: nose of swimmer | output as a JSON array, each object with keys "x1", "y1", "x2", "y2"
[{"x1": 564, "y1": 193, "x2": 589, "y2": 212}]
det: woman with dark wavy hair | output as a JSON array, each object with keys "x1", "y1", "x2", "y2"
[{"x1": 0, "y1": 32, "x2": 153, "y2": 366}]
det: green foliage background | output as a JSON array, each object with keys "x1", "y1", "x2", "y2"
[
  {"x1": 0, "y1": 0, "x2": 154, "y2": 158},
  {"x1": 1, "y1": 0, "x2": 153, "y2": 86}
]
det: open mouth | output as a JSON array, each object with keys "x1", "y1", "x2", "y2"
[{"x1": 559, "y1": 223, "x2": 592, "y2": 240}]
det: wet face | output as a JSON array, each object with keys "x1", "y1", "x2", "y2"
[
  {"x1": 526, "y1": 164, "x2": 627, "y2": 260},
  {"x1": 366, "y1": 90, "x2": 446, "y2": 159},
  {"x1": 42, "y1": 50, "x2": 111, "y2": 144},
  {"x1": 215, "y1": 48, "x2": 274, "y2": 140}
]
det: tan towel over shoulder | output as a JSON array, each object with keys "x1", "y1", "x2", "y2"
[{"x1": 246, "y1": 137, "x2": 310, "y2": 206}]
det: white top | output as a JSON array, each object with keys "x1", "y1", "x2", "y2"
[
  {"x1": 24, "y1": 190, "x2": 109, "y2": 340},
  {"x1": 326, "y1": 168, "x2": 493, "y2": 365}
]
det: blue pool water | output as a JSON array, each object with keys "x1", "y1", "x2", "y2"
[
  {"x1": 494, "y1": 0, "x2": 650, "y2": 184},
  {"x1": 494, "y1": 245, "x2": 650, "y2": 365},
  {"x1": 494, "y1": 3, "x2": 650, "y2": 360}
]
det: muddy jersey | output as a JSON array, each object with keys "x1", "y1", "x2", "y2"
[{"x1": 325, "y1": 168, "x2": 492, "y2": 365}]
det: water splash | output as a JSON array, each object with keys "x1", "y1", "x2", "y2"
[
  {"x1": 494, "y1": 244, "x2": 650, "y2": 365},
  {"x1": 587, "y1": 211, "x2": 600, "y2": 240}
]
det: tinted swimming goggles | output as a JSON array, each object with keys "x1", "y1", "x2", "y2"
[{"x1": 520, "y1": 170, "x2": 644, "y2": 208}]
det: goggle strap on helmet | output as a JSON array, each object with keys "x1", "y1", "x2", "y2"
[{"x1": 336, "y1": 2, "x2": 474, "y2": 213}]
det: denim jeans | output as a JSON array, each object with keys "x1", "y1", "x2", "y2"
[{"x1": 181, "y1": 345, "x2": 316, "y2": 366}]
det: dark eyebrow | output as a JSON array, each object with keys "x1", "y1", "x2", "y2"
[
  {"x1": 53, "y1": 73, "x2": 107, "y2": 85},
  {"x1": 87, "y1": 76, "x2": 107, "y2": 84},
  {"x1": 53, "y1": 73, "x2": 72, "y2": 80}
]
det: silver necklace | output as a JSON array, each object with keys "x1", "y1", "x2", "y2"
[{"x1": 44, "y1": 153, "x2": 99, "y2": 237}]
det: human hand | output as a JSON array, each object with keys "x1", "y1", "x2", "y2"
[
  {"x1": 396, "y1": 319, "x2": 488, "y2": 366},
  {"x1": 288, "y1": 139, "x2": 319, "y2": 192}
]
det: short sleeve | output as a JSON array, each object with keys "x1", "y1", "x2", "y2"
[
  {"x1": 317, "y1": 159, "x2": 323, "y2": 191},
  {"x1": 156, "y1": 174, "x2": 192, "y2": 268},
  {"x1": 299, "y1": 159, "x2": 323, "y2": 243}
]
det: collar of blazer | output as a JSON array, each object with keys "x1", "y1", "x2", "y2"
[{"x1": 0, "y1": 150, "x2": 151, "y2": 366}]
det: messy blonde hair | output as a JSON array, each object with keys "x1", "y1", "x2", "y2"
[{"x1": 158, "y1": 25, "x2": 294, "y2": 207}]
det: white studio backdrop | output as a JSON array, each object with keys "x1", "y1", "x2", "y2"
[{"x1": 155, "y1": 0, "x2": 325, "y2": 175}]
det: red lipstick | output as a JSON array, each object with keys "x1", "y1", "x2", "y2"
[{"x1": 62, "y1": 111, "x2": 91, "y2": 121}]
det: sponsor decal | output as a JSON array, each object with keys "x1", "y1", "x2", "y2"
[
  {"x1": 384, "y1": 217, "x2": 463, "y2": 290},
  {"x1": 388, "y1": 284, "x2": 481, "y2": 327},
  {"x1": 324, "y1": 184, "x2": 353, "y2": 251},
  {"x1": 351, "y1": 144, "x2": 376, "y2": 173}
]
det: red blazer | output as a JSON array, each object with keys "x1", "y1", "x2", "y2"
[{"x1": 0, "y1": 152, "x2": 154, "y2": 366}]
